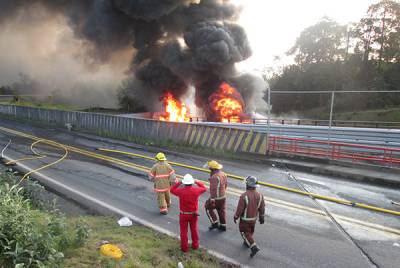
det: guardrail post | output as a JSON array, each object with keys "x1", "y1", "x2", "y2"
[{"x1": 328, "y1": 91, "x2": 335, "y2": 142}]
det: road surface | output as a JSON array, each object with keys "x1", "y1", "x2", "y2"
[{"x1": 0, "y1": 118, "x2": 399, "y2": 268}]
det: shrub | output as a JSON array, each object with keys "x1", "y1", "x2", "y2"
[{"x1": 0, "y1": 170, "x2": 88, "y2": 267}]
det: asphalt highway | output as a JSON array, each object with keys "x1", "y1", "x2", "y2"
[{"x1": 1, "y1": 118, "x2": 399, "y2": 268}]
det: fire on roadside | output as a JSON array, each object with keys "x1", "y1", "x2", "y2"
[
  {"x1": 209, "y1": 82, "x2": 246, "y2": 123},
  {"x1": 159, "y1": 92, "x2": 190, "y2": 122}
]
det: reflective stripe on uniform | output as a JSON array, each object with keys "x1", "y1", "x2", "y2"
[
  {"x1": 154, "y1": 188, "x2": 169, "y2": 192},
  {"x1": 241, "y1": 216, "x2": 257, "y2": 221},
  {"x1": 241, "y1": 232, "x2": 250, "y2": 247},
  {"x1": 154, "y1": 170, "x2": 174, "y2": 178},
  {"x1": 206, "y1": 208, "x2": 218, "y2": 224},
  {"x1": 242, "y1": 195, "x2": 249, "y2": 220},
  {"x1": 154, "y1": 174, "x2": 170, "y2": 179},
  {"x1": 216, "y1": 175, "x2": 221, "y2": 198},
  {"x1": 151, "y1": 166, "x2": 175, "y2": 179},
  {"x1": 241, "y1": 193, "x2": 262, "y2": 221}
]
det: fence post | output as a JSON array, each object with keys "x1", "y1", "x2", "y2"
[
  {"x1": 266, "y1": 86, "x2": 271, "y2": 154},
  {"x1": 328, "y1": 91, "x2": 335, "y2": 142}
]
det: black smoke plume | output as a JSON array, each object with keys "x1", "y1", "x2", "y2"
[{"x1": 0, "y1": 0, "x2": 266, "y2": 118}]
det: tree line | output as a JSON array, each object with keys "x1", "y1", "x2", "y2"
[{"x1": 268, "y1": 0, "x2": 400, "y2": 117}]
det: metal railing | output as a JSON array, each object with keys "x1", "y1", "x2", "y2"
[
  {"x1": 268, "y1": 136, "x2": 400, "y2": 165},
  {"x1": 189, "y1": 117, "x2": 400, "y2": 129}
]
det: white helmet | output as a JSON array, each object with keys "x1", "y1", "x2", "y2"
[{"x1": 182, "y1": 174, "x2": 195, "y2": 185}]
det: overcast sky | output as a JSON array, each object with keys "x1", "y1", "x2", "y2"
[{"x1": 231, "y1": 0, "x2": 378, "y2": 71}]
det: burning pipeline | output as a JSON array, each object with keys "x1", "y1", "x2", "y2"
[{"x1": 159, "y1": 82, "x2": 246, "y2": 123}]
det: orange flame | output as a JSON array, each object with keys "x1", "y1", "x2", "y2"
[
  {"x1": 159, "y1": 92, "x2": 190, "y2": 122},
  {"x1": 210, "y1": 82, "x2": 244, "y2": 123}
]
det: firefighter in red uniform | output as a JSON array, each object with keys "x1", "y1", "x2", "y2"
[
  {"x1": 148, "y1": 152, "x2": 176, "y2": 215},
  {"x1": 204, "y1": 160, "x2": 228, "y2": 231},
  {"x1": 234, "y1": 176, "x2": 265, "y2": 258},
  {"x1": 170, "y1": 174, "x2": 207, "y2": 252}
]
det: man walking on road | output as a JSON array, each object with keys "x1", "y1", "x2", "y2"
[
  {"x1": 170, "y1": 174, "x2": 207, "y2": 252},
  {"x1": 204, "y1": 160, "x2": 228, "y2": 231},
  {"x1": 148, "y1": 152, "x2": 176, "y2": 215},
  {"x1": 234, "y1": 176, "x2": 265, "y2": 258}
]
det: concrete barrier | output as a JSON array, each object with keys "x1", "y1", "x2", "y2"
[{"x1": 0, "y1": 104, "x2": 268, "y2": 155}]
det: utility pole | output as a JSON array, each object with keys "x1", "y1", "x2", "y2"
[{"x1": 266, "y1": 86, "x2": 271, "y2": 153}]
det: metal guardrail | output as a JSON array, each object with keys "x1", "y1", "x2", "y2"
[
  {"x1": 195, "y1": 122, "x2": 400, "y2": 149},
  {"x1": 269, "y1": 136, "x2": 400, "y2": 165},
  {"x1": 189, "y1": 117, "x2": 400, "y2": 129}
]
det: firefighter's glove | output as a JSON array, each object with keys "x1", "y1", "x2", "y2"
[
  {"x1": 233, "y1": 217, "x2": 238, "y2": 224},
  {"x1": 259, "y1": 217, "x2": 265, "y2": 225}
]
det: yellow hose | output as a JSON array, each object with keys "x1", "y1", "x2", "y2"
[
  {"x1": 97, "y1": 147, "x2": 400, "y2": 216},
  {"x1": 5, "y1": 140, "x2": 48, "y2": 165},
  {"x1": 0, "y1": 126, "x2": 399, "y2": 216},
  {"x1": 18, "y1": 139, "x2": 68, "y2": 184}
]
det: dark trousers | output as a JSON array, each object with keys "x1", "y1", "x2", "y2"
[
  {"x1": 239, "y1": 220, "x2": 256, "y2": 247},
  {"x1": 205, "y1": 198, "x2": 226, "y2": 225},
  {"x1": 179, "y1": 214, "x2": 199, "y2": 252}
]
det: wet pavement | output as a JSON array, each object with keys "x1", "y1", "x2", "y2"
[{"x1": 0, "y1": 118, "x2": 399, "y2": 268}]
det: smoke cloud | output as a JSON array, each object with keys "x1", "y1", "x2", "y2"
[{"x1": 0, "y1": 0, "x2": 267, "y2": 116}]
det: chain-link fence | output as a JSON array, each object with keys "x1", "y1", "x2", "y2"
[{"x1": 267, "y1": 90, "x2": 400, "y2": 129}]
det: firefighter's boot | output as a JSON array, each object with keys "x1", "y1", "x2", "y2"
[
  {"x1": 160, "y1": 208, "x2": 168, "y2": 215},
  {"x1": 218, "y1": 225, "x2": 226, "y2": 231},
  {"x1": 250, "y1": 245, "x2": 260, "y2": 258},
  {"x1": 208, "y1": 222, "x2": 219, "y2": 230}
]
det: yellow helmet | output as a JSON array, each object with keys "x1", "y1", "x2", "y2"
[
  {"x1": 206, "y1": 160, "x2": 223, "y2": 170},
  {"x1": 155, "y1": 152, "x2": 167, "y2": 161}
]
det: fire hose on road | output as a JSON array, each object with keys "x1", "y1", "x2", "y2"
[
  {"x1": 2, "y1": 138, "x2": 68, "y2": 184},
  {"x1": 96, "y1": 147, "x2": 400, "y2": 217},
  {"x1": 5, "y1": 140, "x2": 48, "y2": 166},
  {"x1": 1, "y1": 125, "x2": 400, "y2": 240},
  {"x1": 0, "y1": 125, "x2": 399, "y2": 218}
]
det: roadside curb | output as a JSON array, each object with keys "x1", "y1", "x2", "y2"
[
  {"x1": 2, "y1": 156, "x2": 242, "y2": 268},
  {"x1": 244, "y1": 153, "x2": 400, "y2": 188}
]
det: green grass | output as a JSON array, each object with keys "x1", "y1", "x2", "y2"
[
  {"x1": 0, "y1": 100, "x2": 79, "y2": 111},
  {"x1": 64, "y1": 216, "x2": 236, "y2": 268},
  {"x1": 0, "y1": 168, "x2": 234, "y2": 267},
  {"x1": 301, "y1": 106, "x2": 400, "y2": 122},
  {"x1": 0, "y1": 101, "x2": 123, "y2": 114},
  {"x1": 333, "y1": 107, "x2": 400, "y2": 122}
]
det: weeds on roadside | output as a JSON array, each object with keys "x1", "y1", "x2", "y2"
[{"x1": 0, "y1": 169, "x2": 89, "y2": 267}]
